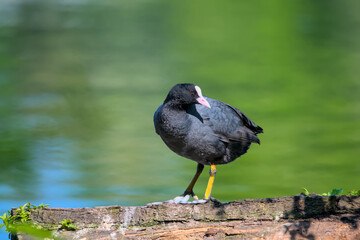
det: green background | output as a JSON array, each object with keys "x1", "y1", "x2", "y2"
[{"x1": 0, "y1": 1, "x2": 359, "y2": 236}]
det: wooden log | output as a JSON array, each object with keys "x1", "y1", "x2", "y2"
[{"x1": 12, "y1": 195, "x2": 360, "y2": 239}]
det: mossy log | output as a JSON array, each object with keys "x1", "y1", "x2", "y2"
[{"x1": 13, "y1": 195, "x2": 360, "y2": 240}]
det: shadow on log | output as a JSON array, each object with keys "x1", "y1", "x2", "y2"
[{"x1": 12, "y1": 195, "x2": 360, "y2": 240}]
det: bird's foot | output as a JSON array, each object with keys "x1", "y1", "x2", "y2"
[
  {"x1": 147, "y1": 196, "x2": 222, "y2": 206},
  {"x1": 165, "y1": 196, "x2": 222, "y2": 204},
  {"x1": 165, "y1": 194, "x2": 207, "y2": 204},
  {"x1": 147, "y1": 195, "x2": 222, "y2": 206},
  {"x1": 208, "y1": 197, "x2": 222, "y2": 205},
  {"x1": 147, "y1": 195, "x2": 206, "y2": 205},
  {"x1": 165, "y1": 190, "x2": 208, "y2": 204}
]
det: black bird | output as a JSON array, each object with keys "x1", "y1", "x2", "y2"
[{"x1": 154, "y1": 83, "x2": 263, "y2": 203}]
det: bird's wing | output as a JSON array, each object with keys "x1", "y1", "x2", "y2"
[
  {"x1": 225, "y1": 103, "x2": 263, "y2": 134},
  {"x1": 195, "y1": 98, "x2": 262, "y2": 144}
]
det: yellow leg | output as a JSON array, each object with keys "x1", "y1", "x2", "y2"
[
  {"x1": 183, "y1": 163, "x2": 204, "y2": 198},
  {"x1": 204, "y1": 164, "x2": 216, "y2": 199}
]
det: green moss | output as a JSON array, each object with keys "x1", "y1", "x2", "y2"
[
  {"x1": 137, "y1": 219, "x2": 157, "y2": 228},
  {"x1": 301, "y1": 187, "x2": 360, "y2": 197},
  {"x1": 0, "y1": 203, "x2": 53, "y2": 239},
  {"x1": 86, "y1": 224, "x2": 99, "y2": 229},
  {"x1": 106, "y1": 207, "x2": 121, "y2": 215},
  {"x1": 60, "y1": 219, "x2": 77, "y2": 231}
]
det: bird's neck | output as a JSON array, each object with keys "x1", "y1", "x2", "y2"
[
  {"x1": 164, "y1": 100, "x2": 189, "y2": 111},
  {"x1": 162, "y1": 102, "x2": 190, "y2": 123}
]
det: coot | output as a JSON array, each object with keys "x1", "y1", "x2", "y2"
[{"x1": 154, "y1": 84, "x2": 263, "y2": 203}]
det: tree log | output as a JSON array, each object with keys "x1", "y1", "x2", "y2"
[{"x1": 13, "y1": 195, "x2": 360, "y2": 239}]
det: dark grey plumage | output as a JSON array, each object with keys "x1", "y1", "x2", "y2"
[{"x1": 154, "y1": 84, "x2": 263, "y2": 166}]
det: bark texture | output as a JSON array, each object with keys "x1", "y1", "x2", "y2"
[{"x1": 13, "y1": 195, "x2": 360, "y2": 240}]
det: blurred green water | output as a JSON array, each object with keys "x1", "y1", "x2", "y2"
[{"x1": 0, "y1": 0, "x2": 359, "y2": 216}]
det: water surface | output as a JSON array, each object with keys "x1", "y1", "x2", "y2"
[{"x1": 1, "y1": 0, "x2": 359, "y2": 237}]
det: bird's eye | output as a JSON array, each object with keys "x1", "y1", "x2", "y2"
[{"x1": 190, "y1": 90, "x2": 194, "y2": 94}]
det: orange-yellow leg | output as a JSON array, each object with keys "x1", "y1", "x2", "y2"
[
  {"x1": 204, "y1": 164, "x2": 216, "y2": 199},
  {"x1": 183, "y1": 163, "x2": 204, "y2": 199}
]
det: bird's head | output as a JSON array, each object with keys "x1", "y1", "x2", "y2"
[{"x1": 165, "y1": 83, "x2": 211, "y2": 108}]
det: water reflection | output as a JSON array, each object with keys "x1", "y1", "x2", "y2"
[{"x1": 0, "y1": 2, "x2": 359, "y2": 239}]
